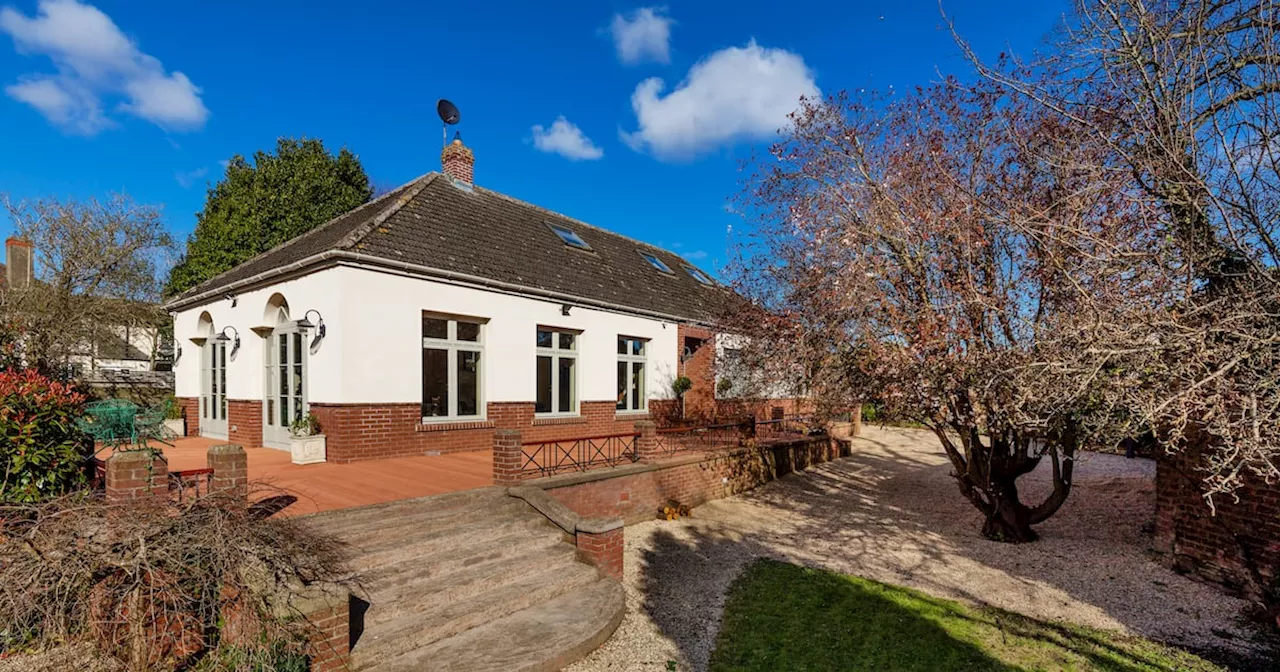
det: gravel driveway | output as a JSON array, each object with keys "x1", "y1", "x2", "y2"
[{"x1": 567, "y1": 426, "x2": 1264, "y2": 671}]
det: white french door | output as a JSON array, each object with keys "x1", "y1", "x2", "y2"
[
  {"x1": 201, "y1": 340, "x2": 228, "y2": 439},
  {"x1": 263, "y1": 328, "x2": 307, "y2": 449}
]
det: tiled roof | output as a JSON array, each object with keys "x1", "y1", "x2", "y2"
[{"x1": 168, "y1": 173, "x2": 730, "y2": 323}]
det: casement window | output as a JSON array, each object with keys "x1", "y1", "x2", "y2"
[
  {"x1": 616, "y1": 336, "x2": 648, "y2": 412},
  {"x1": 422, "y1": 314, "x2": 484, "y2": 420},
  {"x1": 536, "y1": 328, "x2": 578, "y2": 415}
]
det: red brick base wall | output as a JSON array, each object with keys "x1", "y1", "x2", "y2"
[
  {"x1": 1155, "y1": 444, "x2": 1280, "y2": 599},
  {"x1": 545, "y1": 436, "x2": 848, "y2": 525},
  {"x1": 311, "y1": 400, "x2": 651, "y2": 463},
  {"x1": 178, "y1": 396, "x2": 199, "y2": 437},
  {"x1": 576, "y1": 527, "x2": 624, "y2": 580},
  {"x1": 228, "y1": 399, "x2": 263, "y2": 448}
]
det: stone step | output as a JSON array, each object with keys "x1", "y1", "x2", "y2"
[
  {"x1": 362, "y1": 542, "x2": 581, "y2": 629},
  {"x1": 352, "y1": 561, "x2": 602, "y2": 669},
  {"x1": 303, "y1": 487, "x2": 511, "y2": 538},
  {"x1": 356, "y1": 526, "x2": 567, "y2": 594},
  {"x1": 334, "y1": 497, "x2": 531, "y2": 549},
  {"x1": 348, "y1": 514, "x2": 552, "y2": 574},
  {"x1": 382, "y1": 578, "x2": 626, "y2": 672}
]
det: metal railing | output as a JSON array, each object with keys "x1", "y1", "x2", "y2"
[
  {"x1": 168, "y1": 468, "x2": 214, "y2": 503},
  {"x1": 520, "y1": 433, "x2": 639, "y2": 478},
  {"x1": 755, "y1": 416, "x2": 816, "y2": 441},
  {"x1": 654, "y1": 421, "x2": 749, "y2": 455}
]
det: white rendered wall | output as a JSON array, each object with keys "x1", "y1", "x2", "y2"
[
  {"x1": 171, "y1": 268, "x2": 345, "y2": 402},
  {"x1": 334, "y1": 265, "x2": 680, "y2": 408},
  {"x1": 172, "y1": 264, "x2": 681, "y2": 411}
]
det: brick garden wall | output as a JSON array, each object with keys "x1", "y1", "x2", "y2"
[
  {"x1": 1155, "y1": 443, "x2": 1280, "y2": 598},
  {"x1": 177, "y1": 396, "x2": 199, "y2": 436},
  {"x1": 542, "y1": 436, "x2": 849, "y2": 525},
  {"x1": 311, "y1": 400, "x2": 651, "y2": 463},
  {"x1": 228, "y1": 399, "x2": 263, "y2": 449}
]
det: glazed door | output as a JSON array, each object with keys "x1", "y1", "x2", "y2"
[
  {"x1": 263, "y1": 329, "x2": 306, "y2": 449},
  {"x1": 200, "y1": 340, "x2": 228, "y2": 438}
]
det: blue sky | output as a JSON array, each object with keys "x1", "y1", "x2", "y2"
[{"x1": 0, "y1": 0, "x2": 1067, "y2": 275}]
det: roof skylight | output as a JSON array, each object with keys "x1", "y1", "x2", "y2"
[
  {"x1": 685, "y1": 266, "x2": 713, "y2": 285},
  {"x1": 548, "y1": 223, "x2": 591, "y2": 251},
  {"x1": 641, "y1": 252, "x2": 673, "y2": 274}
]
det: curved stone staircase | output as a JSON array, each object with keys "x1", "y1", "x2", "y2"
[{"x1": 304, "y1": 487, "x2": 624, "y2": 671}]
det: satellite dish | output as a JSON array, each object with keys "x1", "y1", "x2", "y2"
[{"x1": 437, "y1": 99, "x2": 461, "y2": 125}]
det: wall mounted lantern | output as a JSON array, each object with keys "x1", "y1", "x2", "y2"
[{"x1": 215, "y1": 325, "x2": 241, "y2": 354}]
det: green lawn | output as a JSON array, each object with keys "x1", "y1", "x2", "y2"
[{"x1": 708, "y1": 559, "x2": 1223, "y2": 672}]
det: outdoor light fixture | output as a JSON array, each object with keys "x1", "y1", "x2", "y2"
[
  {"x1": 295, "y1": 309, "x2": 326, "y2": 338},
  {"x1": 561, "y1": 304, "x2": 572, "y2": 316},
  {"x1": 216, "y1": 326, "x2": 240, "y2": 353},
  {"x1": 295, "y1": 309, "x2": 326, "y2": 350}
]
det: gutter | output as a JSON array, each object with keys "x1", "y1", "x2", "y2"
[{"x1": 164, "y1": 249, "x2": 715, "y2": 327}]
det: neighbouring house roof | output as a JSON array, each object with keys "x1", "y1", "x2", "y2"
[{"x1": 165, "y1": 173, "x2": 733, "y2": 323}]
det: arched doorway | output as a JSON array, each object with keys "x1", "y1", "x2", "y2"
[
  {"x1": 197, "y1": 312, "x2": 228, "y2": 439},
  {"x1": 262, "y1": 295, "x2": 306, "y2": 449}
]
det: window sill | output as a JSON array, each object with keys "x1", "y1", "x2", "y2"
[
  {"x1": 415, "y1": 419, "x2": 494, "y2": 432},
  {"x1": 614, "y1": 410, "x2": 651, "y2": 421},
  {"x1": 532, "y1": 415, "x2": 587, "y2": 426}
]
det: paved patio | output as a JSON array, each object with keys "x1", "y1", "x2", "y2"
[{"x1": 144, "y1": 437, "x2": 493, "y2": 516}]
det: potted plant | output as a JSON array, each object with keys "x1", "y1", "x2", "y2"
[
  {"x1": 163, "y1": 396, "x2": 185, "y2": 438},
  {"x1": 288, "y1": 412, "x2": 326, "y2": 465}
]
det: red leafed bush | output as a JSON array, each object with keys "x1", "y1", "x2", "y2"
[{"x1": 0, "y1": 368, "x2": 89, "y2": 503}]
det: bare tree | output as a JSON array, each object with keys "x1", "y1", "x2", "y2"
[
  {"x1": 954, "y1": 0, "x2": 1280, "y2": 502},
  {"x1": 731, "y1": 78, "x2": 1173, "y2": 541},
  {"x1": 1, "y1": 194, "x2": 174, "y2": 376}
]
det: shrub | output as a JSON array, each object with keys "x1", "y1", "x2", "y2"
[
  {"x1": 671, "y1": 376, "x2": 693, "y2": 398},
  {"x1": 0, "y1": 368, "x2": 88, "y2": 503},
  {"x1": 0, "y1": 487, "x2": 348, "y2": 669},
  {"x1": 288, "y1": 412, "x2": 321, "y2": 438}
]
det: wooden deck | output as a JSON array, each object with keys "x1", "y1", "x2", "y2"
[{"x1": 150, "y1": 438, "x2": 493, "y2": 516}]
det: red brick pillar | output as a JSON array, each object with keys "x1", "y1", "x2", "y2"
[
  {"x1": 575, "y1": 519, "x2": 624, "y2": 580},
  {"x1": 208, "y1": 444, "x2": 248, "y2": 501},
  {"x1": 306, "y1": 599, "x2": 351, "y2": 672},
  {"x1": 635, "y1": 420, "x2": 659, "y2": 461},
  {"x1": 493, "y1": 429, "x2": 523, "y2": 486},
  {"x1": 105, "y1": 450, "x2": 168, "y2": 502}
]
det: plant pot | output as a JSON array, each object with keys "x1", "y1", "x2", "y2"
[
  {"x1": 290, "y1": 433, "x2": 326, "y2": 465},
  {"x1": 163, "y1": 418, "x2": 185, "y2": 438}
]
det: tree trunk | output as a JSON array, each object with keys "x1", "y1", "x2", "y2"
[
  {"x1": 932, "y1": 421, "x2": 1076, "y2": 544},
  {"x1": 981, "y1": 483, "x2": 1038, "y2": 543}
]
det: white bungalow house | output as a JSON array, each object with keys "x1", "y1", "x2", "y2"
[{"x1": 164, "y1": 138, "x2": 800, "y2": 462}]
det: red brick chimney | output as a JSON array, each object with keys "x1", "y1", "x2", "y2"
[
  {"x1": 441, "y1": 134, "x2": 474, "y2": 184},
  {"x1": 4, "y1": 237, "x2": 33, "y2": 289}
]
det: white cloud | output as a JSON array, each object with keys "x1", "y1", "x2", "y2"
[
  {"x1": 531, "y1": 116, "x2": 604, "y2": 161},
  {"x1": 174, "y1": 166, "x2": 207, "y2": 188},
  {"x1": 0, "y1": 0, "x2": 208, "y2": 135},
  {"x1": 609, "y1": 7, "x2": 673, "y2": 65},
  {"x1": 683, "y1": 250, "x2": 708, "y2": 260},
  {"x1": 621, "y1": 40, "x2": 819, "y2": 161}
]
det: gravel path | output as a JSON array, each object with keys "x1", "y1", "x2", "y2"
[{"x1": 567, "y1": 426, "x2": 1263, "y2": 671}]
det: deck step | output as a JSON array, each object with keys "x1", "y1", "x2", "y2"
[
  {"x1": 362, "y1": 542, "x2": 580, "y2": 628},
  {"x1": 381, "y1": 578, "x2": 626, "y2": 672},
  {"x1": 325, "y1": 487, "x2": 624, "y2": 672},
  {"x1": 347, "y1": 514, "x2": 552, "y2": 573},
  {"x1": 356, "y1": 526, "x2": 566, "y2": 592},
  {"x1": 304, "y1": 487, "x2": 509, "y2": 537},
  {"x1": 352, "y1": 559, "x2": 602, "y2": 669}
]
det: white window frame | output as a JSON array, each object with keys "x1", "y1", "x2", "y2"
[
  {"x1": 421, "y1": 314, "x2": 486, "y2": 422},
  {"x1": 535, "y1": 327, "x2": 579, "y2": 416},
  {"x1": 616, "y1": 336, "x2": 649, "y2": 413}
]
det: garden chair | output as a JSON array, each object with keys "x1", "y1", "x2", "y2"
[
  {"x1": 76, "y1": 399, "x2": 139, "y2": 453},
  {"x1": 134, "y1": 399, "x2": 176, "y2": 450}
]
